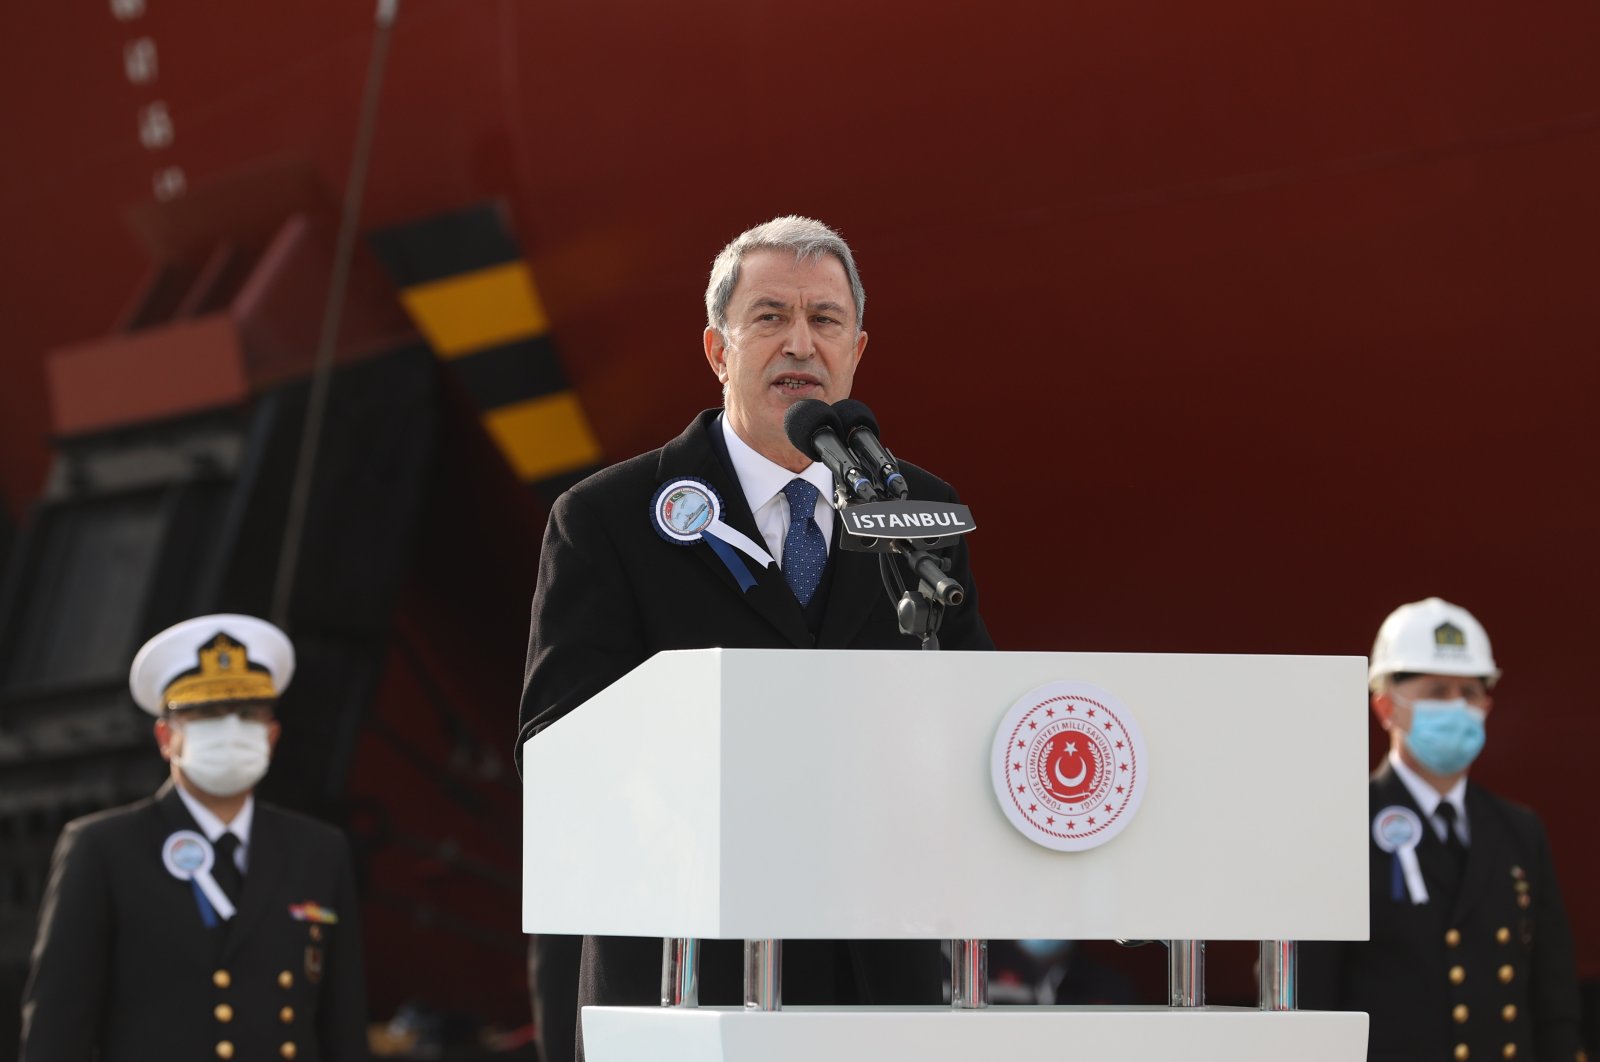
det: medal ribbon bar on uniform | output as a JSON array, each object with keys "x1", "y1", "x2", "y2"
[{"x1": 289, "y1": 901, "x2": 340, "y2": 924}]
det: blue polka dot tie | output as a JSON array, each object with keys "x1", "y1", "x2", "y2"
[{"x1": 781, "y1": 478, "x2": 826, "y2": 607}]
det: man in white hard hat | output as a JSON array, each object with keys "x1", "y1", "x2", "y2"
[
  {"x1": 20, "y1": 614, "x2": 368, "y2": 1062},
  {"x1": 1300, "y1": 597, "x2": 1584, "y2": 1062}
]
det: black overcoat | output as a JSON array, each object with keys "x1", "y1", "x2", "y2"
[{"x1": 517, "y1": 410, "x2": 994, "y2": 1060}]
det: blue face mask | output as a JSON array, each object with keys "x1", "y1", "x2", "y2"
[
  {"x1": 1403, "y1": 700, "x2": 1486, "y2": 775},
  {"x1": 1016, "y1": 939, "x2": 1072, "y2": 961}
]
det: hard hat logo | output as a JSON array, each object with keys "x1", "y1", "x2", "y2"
[{"x1": 1433, "y1": 622, "x2": 1466, "y2": 650}]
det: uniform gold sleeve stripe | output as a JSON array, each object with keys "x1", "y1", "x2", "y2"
[
  {"x1": 399, "y1": 262, "x2": 550, "y2": 358},
  {"x1": 482, "y1": 392, "x2": 602, "y2": 482}
]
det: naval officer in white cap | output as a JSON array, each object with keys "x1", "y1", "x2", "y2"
[{"x1": 21, "y1": 614, "x2": 368, "y2": 1062}]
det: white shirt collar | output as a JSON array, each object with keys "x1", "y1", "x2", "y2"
[
  {"x1": 719, "y1": 413, "x2": 832, "y2": 516},
  {"x1": 175, "y1": 781, "x2": 254, "y2": 854},
  {"x1": 1388, "y1": 749, "x2": 1468, "y2": 838},
  {"x1": 719, "y1": 413, "x2": 835, "y2": 566}
]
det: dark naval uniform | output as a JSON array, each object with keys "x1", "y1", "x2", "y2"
[
  {"x1": 21, "y1": 782, "x2": 367, "y2": 1061},
  {"x1": 1301, "y1": 766, "x2": 1585, "y2": 1062}
]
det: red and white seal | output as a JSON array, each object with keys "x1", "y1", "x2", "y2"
[{"x1": 990, "y1": 681, "x2": 1149, "y2": 852}]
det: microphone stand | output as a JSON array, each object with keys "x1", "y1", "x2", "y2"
[
  {"x1": 875, "y1": 534, "x2": 964, "y2": 652},
  {"x1": 825, "y1": 471, "x2": 964, "y2": 652},
  {"x1": 822, "y1": 405, "x2": 982, "y2": 1006},
  {"x1": 867, "y1": 505, "x2": 979, "y2": 1004}
]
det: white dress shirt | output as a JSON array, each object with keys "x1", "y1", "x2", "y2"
[
  {"x1": 1388, "y1": 749, "x2": 1470, "y2": 846},
  {"x1": 720, "y1": 414, "x2": 835, "y2": 565},
  {"x1": 175, "y1": 782, "x2": 253, "y2": 873}
]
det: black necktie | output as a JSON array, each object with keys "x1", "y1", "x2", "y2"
[
  {"x1": 1434, "y1": 802, "x2": 1468, "y2": 873},
  {"x1": 212, "y1": 833, "x2": 244, "y2": 909}
]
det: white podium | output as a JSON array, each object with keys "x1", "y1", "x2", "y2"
[{"x1": 523, "y1": 649, "x2": 1371, "y2": 1061}]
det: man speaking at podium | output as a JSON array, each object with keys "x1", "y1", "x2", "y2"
[{"x1": 517, "y1": 216, "x2": 993, "y2": 1060}]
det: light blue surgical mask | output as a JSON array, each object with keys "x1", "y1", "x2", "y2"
[
  {"x1": 1016, "y1": 939, "x2": 1072, "y2": 961},
  {"x1": 1403, "y1": 699, "x2": 1486, "y2": 776}
]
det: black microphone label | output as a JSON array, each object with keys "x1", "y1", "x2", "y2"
[{"x1": 837, "y1": 501, "x2": 976, "y2": 552}]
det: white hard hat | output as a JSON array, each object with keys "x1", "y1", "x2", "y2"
[
  {"x1": 129, "y1": 614, "x2": 295, "y2": 716},
  {"x1": 1368, "y1": 597, "x2": 1500, "y2": 688}
]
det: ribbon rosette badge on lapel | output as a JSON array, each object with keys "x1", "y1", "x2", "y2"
[
  {"x1": 1373, "y1": 805, "x2": 1428, "y2": 904},
  {"x1": 650, "y1": 477, "x2": 775, "y2": 591},
  {"x1": 162, "y1": 829, "x2": 237, "y2": 926}
]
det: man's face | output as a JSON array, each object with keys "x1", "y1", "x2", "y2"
[
  {"x1": 704, "y1": 248, "x2": 868, "y2": 470},
  {"x1": 1374, "y1": 674, "x2": 1493, "y2": 735}
]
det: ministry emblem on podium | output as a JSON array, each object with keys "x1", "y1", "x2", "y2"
[{"x1": 990, "y1": 681, "x2": 1149, "y2": 852}]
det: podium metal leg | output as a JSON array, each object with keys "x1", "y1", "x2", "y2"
[
  {"x1": 1258, "y1": 940, "x2": 1297, "y2": 1010},
  {"x1": 1167, "y1": 939, "x2": 1205, "y2": 1007},
  {"x1": 744, "y1": 939, "x2": 781, "y2": 1011},
  {"x1": 661, "y1": 937, "x2": 699, "y2": 1007},
  {"x1": 950, "y1": 938, "x2": 989, "y2": 1009}
]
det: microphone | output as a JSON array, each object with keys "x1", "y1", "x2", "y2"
[
  {"x1": 831, "y1": 399, "x2": 909, "y2": 500},
  {"x1": 783, "y1": 400, "x2": 879, "y2": 504}
]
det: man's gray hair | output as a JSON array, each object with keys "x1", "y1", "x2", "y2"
[{"x1": 704, "y1": 216, "x2": 865, "y2": 336}]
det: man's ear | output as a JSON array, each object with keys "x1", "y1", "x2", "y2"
[
  {"x1": 704, "y1": 327, "x2": 728, "y2": 382},
  {"x1": 1370, "y1": 691, "x2": 1396, "y2": 731},
  {"x1": 267, "y1": 720, "x2": 282, "y2": 755},
  {"x1": 154, "y1": 718, "x2": 176, "y2": 762}
]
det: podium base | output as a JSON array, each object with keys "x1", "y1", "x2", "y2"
[{"x1": 580, "y1": 1004, "x2": 1368, "y2": 1062}]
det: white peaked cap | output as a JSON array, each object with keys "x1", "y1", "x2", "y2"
[
  {"x1": 128, "y1": 613, "x2": 295, "y2": 715},
  {"x1": 1368, "y1": 596, "x2": 1500, "y2": 688}
]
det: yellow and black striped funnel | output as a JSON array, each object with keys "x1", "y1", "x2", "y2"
[{"x1": 370, "y1": 204, "x2": 602, "y2": 501}]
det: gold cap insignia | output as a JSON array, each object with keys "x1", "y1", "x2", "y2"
[{"x1": 164, "y1": 633, "x2": 277, "y2": 708}]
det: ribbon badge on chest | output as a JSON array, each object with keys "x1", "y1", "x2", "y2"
[
  {"x1": 1373, "y1": 805, "x2": 1429, "y2": 905},
  {"x1": 650, "y1": 478, "x2": 774, "y2": 591},
  {"x1": 163, "y1": 830, "x2": 237, "y2": 927}
]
